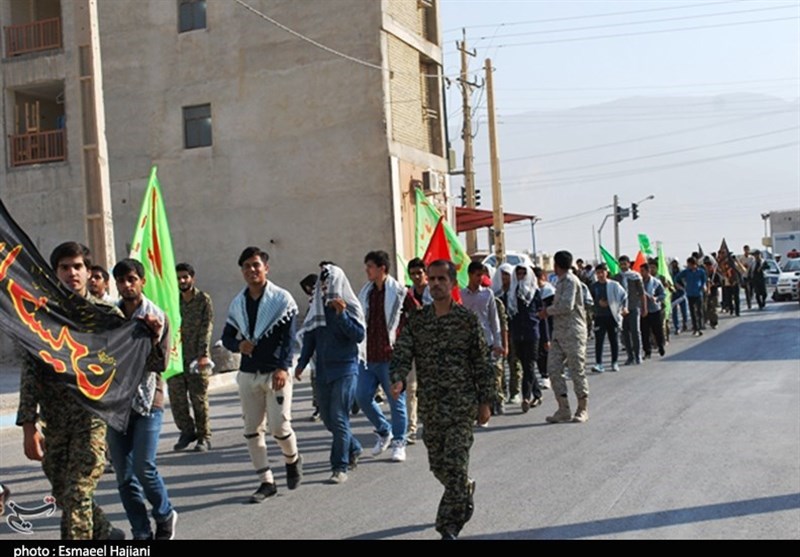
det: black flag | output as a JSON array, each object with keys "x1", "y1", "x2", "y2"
[{"x1": 0, "y1": 199, "x2": 152, "y2": 432}]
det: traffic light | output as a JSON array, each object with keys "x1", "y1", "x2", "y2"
[
  {"x1": 616, "y1": 207, "x2": 630, "y2": 223},
  {"x1": 460, "y1": 185, "x2": 466, "y2": 207},
  {"x1": 631, "y1": 203, "x2": 639, "y2": 220},
  {"x1": 475, "y1": 188, "x2": 482, "y2": 207}
]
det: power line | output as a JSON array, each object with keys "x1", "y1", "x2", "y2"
[
  {"x1": 485, "y1": 96, "x2": 800, "y2": 111},
  {"x1": 495, "y1": 16, "x2": 799, "y2": 48},
  {"x1": 519, "y1": 126, "x2": 800, "y2": 178},
  {"x1": 477, "y1": 108, "x2": 799, "y2": 165},
  {"x1": 234, "y1": 0, "x2": 454, "y2": 79},
  {"x1": 497, "y1": 141, "x2": 799, "y2": 191},
  {"x1": 496, "y1": 107, "x2": 800, "y2": 124},
  {"x1": 442, "y1": 0, "x2": 743, "y2": 33},
  {"x1": 493, "y1": 77, "x2": 800, "y2": 93},
  {"x1": 477, "y1": 4, "x2": 797, "y2": 41}
]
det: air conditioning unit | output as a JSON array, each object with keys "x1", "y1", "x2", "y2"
[{"x1": 422, "y1": 170, "x2": 442, "y2": 193}]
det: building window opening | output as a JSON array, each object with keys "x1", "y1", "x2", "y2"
[
  {"x1": 183, "y1": 104, "x2": 212, "y2": 149},
  {"x1": 179, "y1": 0, "x2": 207, "y2": 33}
]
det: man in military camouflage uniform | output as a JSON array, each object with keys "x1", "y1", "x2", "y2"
[
  {"x1": 16, "y1": 242, "x2": 124, "y2": 540},
  {"x1": 170, "y1": 262, "x2": 215, "y2": 452},
  {"x1": 538, "y1": 250, "x2": 590, "y2": 424},
  {"x1": 493, "y1": 295, "x2": 509, "y2": 415},
  {"x1": 390, "y1": 259, "x2": 494, "y2": 540}
]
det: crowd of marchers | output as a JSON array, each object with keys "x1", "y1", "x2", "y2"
[{"x1": 11, "y1": 240, "x2": 771, "y2": 541}]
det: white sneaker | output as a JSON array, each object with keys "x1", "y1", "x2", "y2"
[
  {"x1": 591, "y1": 364, "x2": 605, "y2": 373},
  {"x1": 327, "y1": 471, "x2": 348, "y2": 484},
  {"x1": 540, "y1": 378, "x2": 551, "y2": 390},
  {"x1": 611, "y1": 363, "x2": 620, "y2": 372},
  {"x1": 390, "y1": 440, "x2": 406, "y2": 462},
  {"x1": 371, "y1": 432, "x2": 391, "y2": 456}
]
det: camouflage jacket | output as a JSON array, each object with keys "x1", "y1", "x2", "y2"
[
  {"x1": 179, "y1": 287, "x2": 214, "y2": 367},
  {"x1": 389, "y1": 302, "x2": 495, "y2": 423},
  {"x1": 16, "y1": 293, "x2": 123, "y2": 428},
  {"x1": 546, "y1": 271, "x2": 587, "y2": 341}
]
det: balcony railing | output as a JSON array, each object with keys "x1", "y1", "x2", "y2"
[
  {"x1": 4, "y1": 17, "x2": 62, "y2": 58},
  {"x1": 9, "y1": 129, "x2": 66, "y2": 167}
]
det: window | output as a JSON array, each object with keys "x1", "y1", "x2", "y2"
[
  {"x1": 178, "y1": 0, "x2": 206, "y2": 33},
  {"x1": 183, "y1": 104, "x2": 211, "y2": 149}
]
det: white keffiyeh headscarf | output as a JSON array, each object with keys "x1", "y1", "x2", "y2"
[
  {"x1": 358, "y1": 274, "x2": 407, "y2": 346},
  {"x1": 492, "y1": 263, "x2": 514, "y2": 297},
  {"x1": 300, "y1": 264, "x2": 366, "y2": 363},
  {"x1": 226, "y1": 281, "x2": 298, "y2": 343},
  {"x1": 507, "y1": 265, "x2": 538, "y2": 318}
]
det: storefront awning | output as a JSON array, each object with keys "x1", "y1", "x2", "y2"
[{"x1": 455, "y1": 207, "x2": 536, "y2": 233}]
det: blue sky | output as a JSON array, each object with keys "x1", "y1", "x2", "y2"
[{"x1": 438, "y1": 0, "x2": 800, "y2": 260}]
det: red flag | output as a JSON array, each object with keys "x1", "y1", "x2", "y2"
[
  {"x1": 633, "y1": 250, "x2": 647, "y2": 273},
  {"x1": 422, "y1": 218, "x2": 461, "y2": 303}
]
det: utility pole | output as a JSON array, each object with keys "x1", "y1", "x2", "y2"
[
  {"x1": 457, "y1": 29, "x2": 479, "y2": 254},
  {"x1": 485, "y1": 58, "x2": 505, "y2": 265},
  {"x1": 613, "y1": 194, "x2": 620, "y2": 259}
]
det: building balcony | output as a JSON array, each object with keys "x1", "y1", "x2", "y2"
[
  {"x1": 8, "y1": 129, "x2": 66, "y2": 167},
  {"x1": 4, "y1": 17, "x2": 62, "y2": 58}
]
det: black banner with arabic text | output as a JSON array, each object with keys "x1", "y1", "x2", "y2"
[{"x1": 0, "y1": 199, "x2": 151, "y2": 432}]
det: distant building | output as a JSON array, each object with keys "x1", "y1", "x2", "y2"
[{"x1": 1, "y1": 0, "x2": 450, "y2": 354}]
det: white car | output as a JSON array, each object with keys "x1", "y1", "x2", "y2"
[
  {"x1": 774, "y1": 258, "x2": 800, "y2": 301},
  {"x1": 764, "y1": 258, "x2": 781, "y2": 288},
  {"x1": 482, "y1": 251, "x2": 535, "y2": 271}
]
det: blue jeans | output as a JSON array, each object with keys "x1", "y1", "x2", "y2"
[
  {"x1": 672, "y1": 295, "x2": 688, "y2": 331},
  {"x1": 106, "y1": 408, "x2": 173, "y2": 539},
  {"x1": 317, "y1": 374, "x2": 362, "y2": 473},
  {"x1": 356, "y1": 361, "x2": 407, "y2": 442}
]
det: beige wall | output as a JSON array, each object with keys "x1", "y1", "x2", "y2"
[
  {"x1": 98, "y1": 0, "x2": 394, "y2": 333},
  {"x1": 0, "y1": 0, "x2": 88, "y2": 251}
]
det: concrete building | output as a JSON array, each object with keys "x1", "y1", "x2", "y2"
[{"x1": 1, "y1": 0, "x2": 450, "y2": 353}]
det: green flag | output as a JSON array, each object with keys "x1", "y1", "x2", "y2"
[
  {"x1": 397, "y1": 253, "x2": 411, "y2": 286},
  {"x1": 442, "y1": 218, "x2": 470, "y2": 288},
  {"x1": 657, "y1": 242, "x2": 673, "y2": 319},
  {"x1": 415, "y1": 187, "x2": 441, "y2": 259},
  {"x1": 129, "y1": 166, "x2": 183, "y2": 379},
  {"x1": 638, "y1": 233, "x2": 654, "y2": 256},
  {"x1": 599, "y1": 245, "x2": 620, "y2": 276},
  {"x1": 414, "y1": 188, "x2": 469, "y2": 287}
]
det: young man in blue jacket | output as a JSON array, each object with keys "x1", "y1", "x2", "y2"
[{"x1": 296, "y1": 264, "x2": 366, "y2": 484}]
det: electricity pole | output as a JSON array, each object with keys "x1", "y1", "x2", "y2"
[
  {"x1": 485, "y1": 58, "x2": 505, "y2": 265},
  {"x1": 457, "y1": 30, "x2": 479, "y2": 254}
]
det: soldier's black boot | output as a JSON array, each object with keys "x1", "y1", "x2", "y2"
[
  {"x1": 173, "y1": 431, "x2": 197, "y2": 451},
  {"x1": 465, "y1": 479, "x2": 476, "y2": 524}
]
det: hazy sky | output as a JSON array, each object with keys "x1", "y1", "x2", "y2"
[{"x1": 438, "y1": 0, "x2": 800, "y2": 260}]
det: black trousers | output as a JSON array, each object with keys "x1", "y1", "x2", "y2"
[
  {"x1": 687, "y1": 296, "x2": 704, "y2": 332},
  {"x1": 641, "y1": 310, "x2": 665, "y2": 356},
  {"x1": 593, "y1": 314, "x2": 619, "y2": 364},
  {"x1": 513, "y1": 336, "x2": 541, "y2": 402}
]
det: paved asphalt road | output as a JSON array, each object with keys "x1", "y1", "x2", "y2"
[{"x1": 1, "y1": 302, "x2": 798, "y2": 540}]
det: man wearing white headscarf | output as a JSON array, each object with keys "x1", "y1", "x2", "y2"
[
  {"x1": 296, "y1": 264, "x2": 365, "y2": 484},
  {"x1": 508, "y1": 265, "x2": 549, "y2": 412},
  {"x1": 222, "y1": 247, "x2": 303, "y2": 503},
  {"x1": 492, "y1": 263, "x2": 523, "y2": 404}
]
